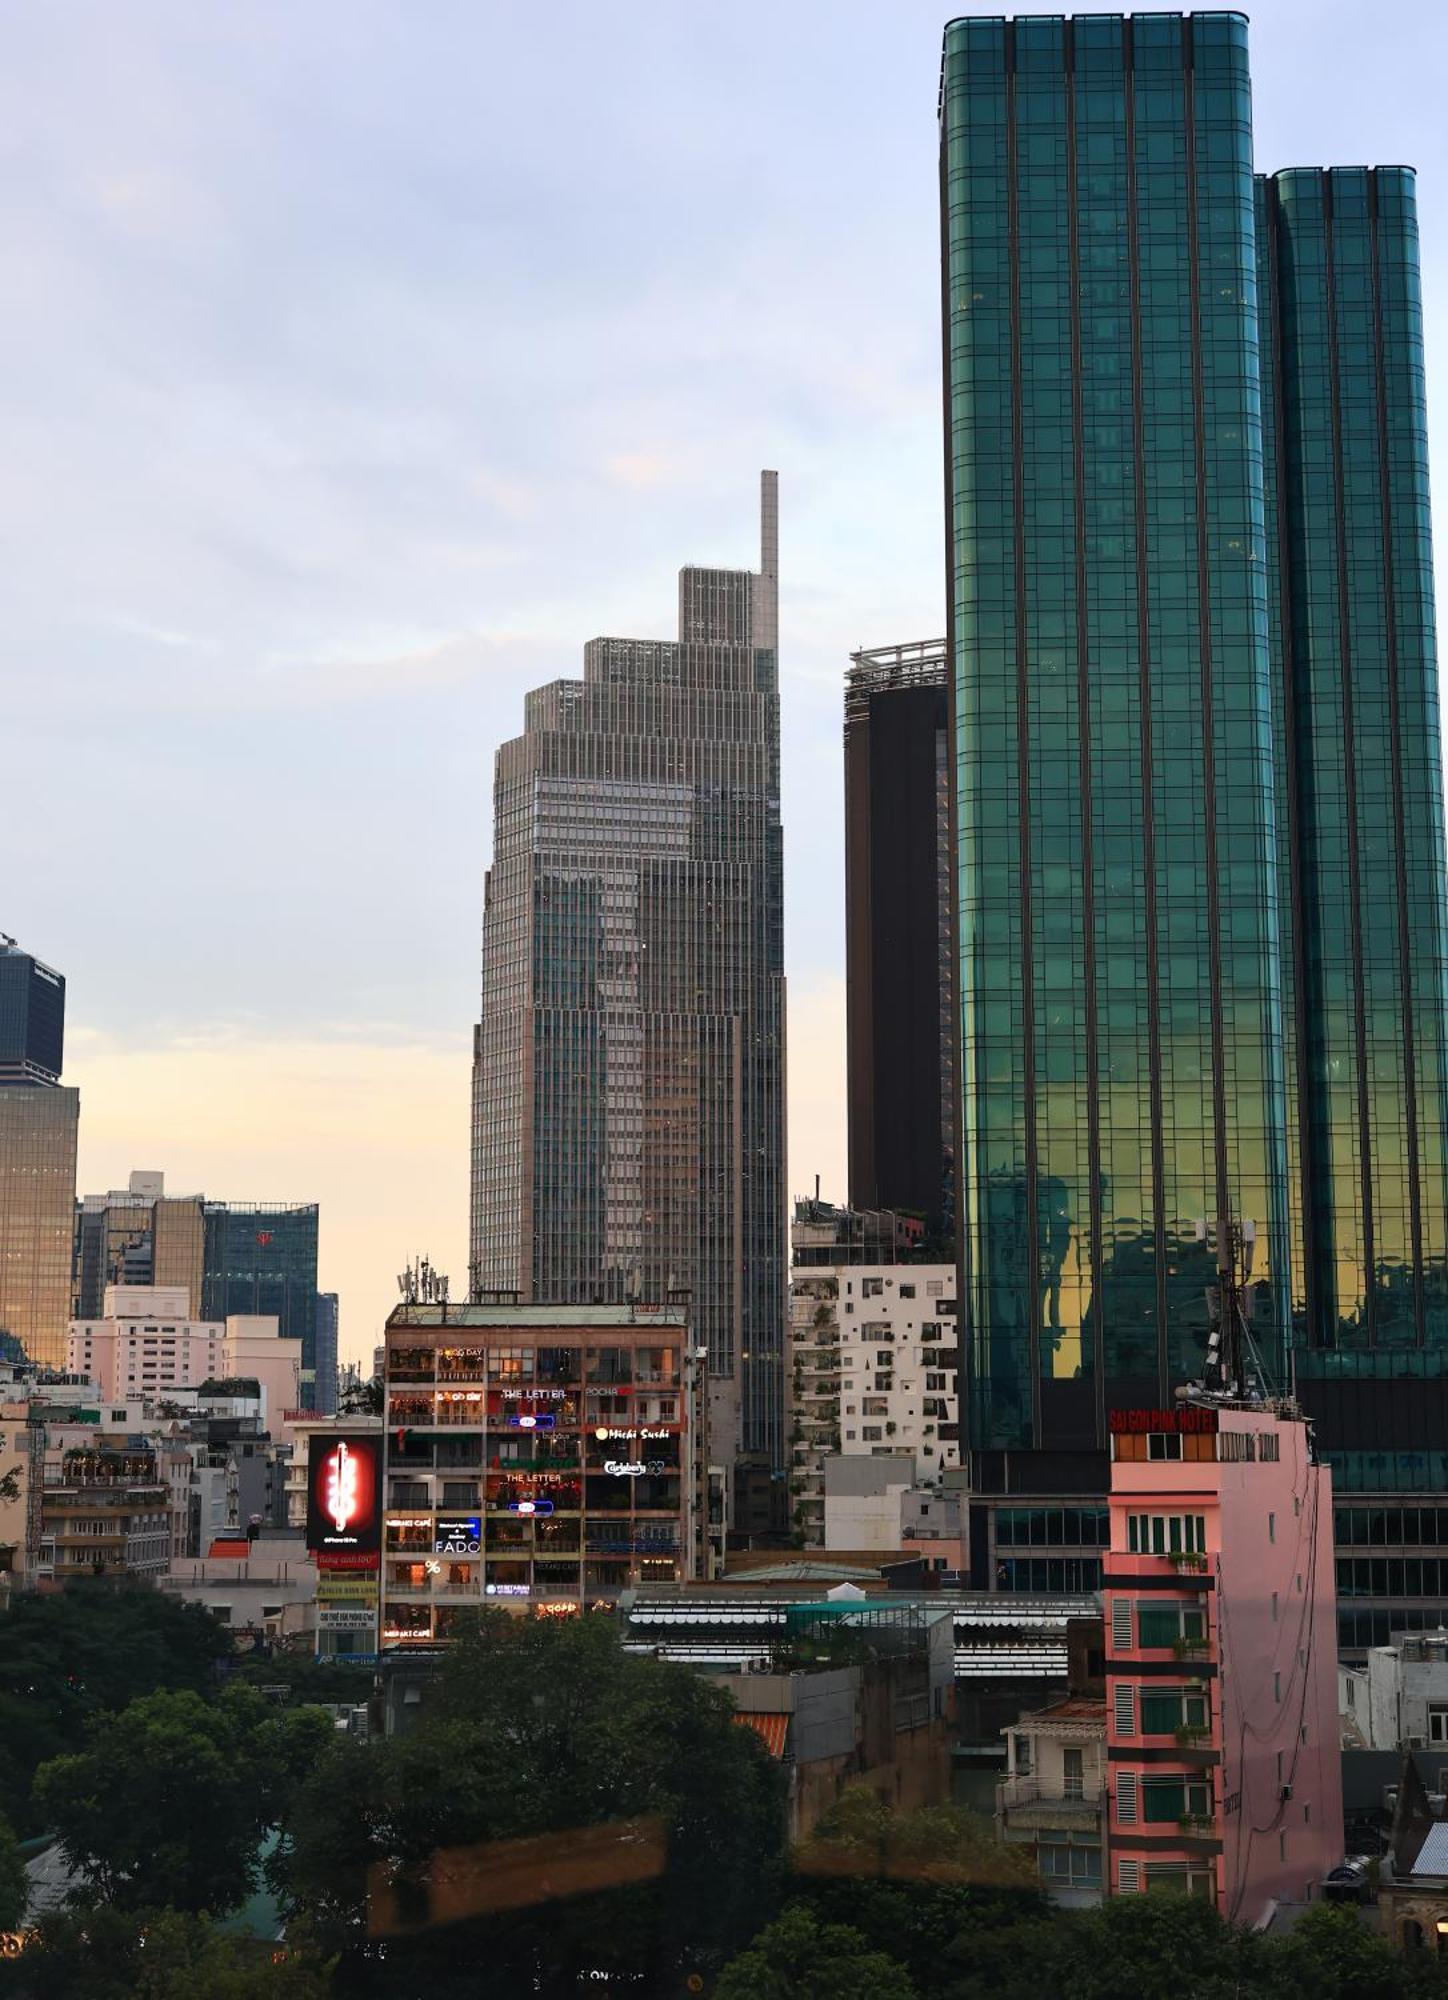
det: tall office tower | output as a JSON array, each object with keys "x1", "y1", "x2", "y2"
[
  {"x1": 201, "y1": 1203, "x2": 320, "y2": 1384},
  {"x1": 942, "y1": 13, "x2": 1448, "y2": 1646},
  {"x1": 844, "y1": 642, "x2": 955, "y2": 1248},
  {"x1": 470, "y1": 474, "x2": 786, "y2": 1465},
  {"x1": 944, "y1": 11, "x2": 1287, "y2": 1474},
  {"x1": 1258, "y1": 167, "x2": 1448, "y2": 1650},
  {"x1": 0, "y1": 941, "x2": 65, "y2": 1085},
  {"x1": 314, "y1": 1292, "x2": 339, "y2": 1416},
  {"x1": 73, "y1": 1172, "x2": 205, "y2": 1318},
  {"x1": 0, "y1": 941, "x2": 79, "y2": 1367}
]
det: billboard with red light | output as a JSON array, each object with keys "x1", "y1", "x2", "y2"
[{"x1": 305, "y1": 1434, "x2": 381, "y2": 1559}]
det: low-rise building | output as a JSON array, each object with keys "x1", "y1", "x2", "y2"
[
  {"x1": 160, "y1": 1532, "x2": 318, "y2": 1648},
  {"x1": 1360, "y1": 1631, "x2": 1448, "y2": 1769},
  {"x1": 997, "y1": 1697, "x2": 1107, "y2": 1906},
  {"x1": 37, "y1": 1435, "x2": 172, "y2": 1583}
]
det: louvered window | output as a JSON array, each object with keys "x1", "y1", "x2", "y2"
[
  {"x1": 1113, "y1": 1681, "x2": 1136, "y2": 1735},
  {"x1": 1116, "y1": 1770, "x2": 1139, "y2": 1824}
]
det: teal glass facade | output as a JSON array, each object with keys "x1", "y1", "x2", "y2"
[
  {"x1": 944, "y1": 15, "x2": 1448, "y2": 1640},
  {"x1": 943, "y1": 12, "x2": 1289, "y2": 1452},
  {"x1": 1259, "y1": 167, "x2": 1448, "y2": 1365}
]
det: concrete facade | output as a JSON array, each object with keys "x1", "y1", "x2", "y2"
[{"x1": 1104, "y1": 1402, "x2": 1342, "y2": 1921}]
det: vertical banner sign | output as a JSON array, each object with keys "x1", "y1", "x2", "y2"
[{"x1": 305, "y1": 1434, "x2": 381, "y2": 1559}]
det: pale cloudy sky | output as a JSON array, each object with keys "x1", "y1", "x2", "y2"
[{"x1": 5, "y1": 0, "x2": 1446, "y2": 1363}]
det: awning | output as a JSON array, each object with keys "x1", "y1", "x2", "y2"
[
  {"x1": 733, "y1": 1711, "x2": 789, "y2": 1759},
  {"x1": 207, "y1": 1538, "x2": 251, "y2": 1559}
]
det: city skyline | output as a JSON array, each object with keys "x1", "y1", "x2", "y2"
[{"x1": 5, "y1": 1, "x2": 1448, "y2": 1359}]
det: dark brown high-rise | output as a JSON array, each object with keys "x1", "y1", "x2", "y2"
[{"x1": 844, "y1": 640, "x2": 954, "y2": 1249}]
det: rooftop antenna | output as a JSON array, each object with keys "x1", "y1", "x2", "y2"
[{"x1": 1197, "y1": 1216, "x2": 1271, "y2": 1400}]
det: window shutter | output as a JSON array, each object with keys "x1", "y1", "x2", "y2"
[
  {"x1": 1117, "y1": 1770, "x2": 1139, "y2": 1824},
  {"x1": 1113, "y1": 1682, "x2": 1136, "y2": 1736},
  {"x1": 1111, "y1": 1598, "x2": 1134, "y2": 1654},
  {"x1": 1118, "y1": 1859, "x2": 1141, "y2": 1895}
]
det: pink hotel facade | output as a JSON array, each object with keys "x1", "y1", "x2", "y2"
[{"x1": 1104, "y1": 1402, "x2": 1342, "y2": 1920}]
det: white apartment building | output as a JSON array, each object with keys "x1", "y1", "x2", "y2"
[
  {"x1": 68, "y1": 1287, "x2": 301, "y2": 1424},
  {"x1": 834, "y1": 1264, "x2": 959, "y2": 1477}
]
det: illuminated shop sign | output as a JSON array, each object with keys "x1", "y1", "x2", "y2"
[
  {"x1": 604, "y1": 1459, "x2": 667, "y2": 1477},
  {"x1": 305, "y1": 1435, "x2": 381, "y2": 1556},
  {"x1": 502, "y1": 1389, "x2": 568, "y2": 1400},
  {"x1": 509, "y1": 1498, "x2": 554, "y2": 1516},
  {"x1": 485, "y1": 1582, "x2": 530, "y2": 1598},
  {"x1": 507, "y1": 1413, "x2": 556, "y2": 1431},
  {"x1": 434, "y1": 1516, "x2": 482, "y2": 1555},
  {"x1": 593, "y1": 1427, "x2": 670, "y2": 1442},
  {"x1": 1108, "y1": 1407, "x2": 1219, "y2": 1436}
]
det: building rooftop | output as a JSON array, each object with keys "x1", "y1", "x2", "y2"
[
  {"x1": 1017, "y1": 1696, "x2": 1107, "y2": 1727},
  {"x1": 1412, "y1": 1823, "x2": 1448, "y2": 1878},
  {"x1": 386, "y1": 1304, "x2": 689, "y2": 1330}
]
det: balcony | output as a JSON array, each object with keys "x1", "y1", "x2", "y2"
[{"x1": 997, "y1": 1780, "x2": 1103, "y2": 1834}]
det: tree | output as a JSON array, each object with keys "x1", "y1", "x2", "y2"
[
  {"x1": 280, "y1": 1611, "x2": 787, "y2": 1995},
  {"x1": 0, "y1": 1816, "x2": 25, "y2": 1934},
  {"x1": 714, "y1": 1903, "x2": 917, "y2": 2000},
  {"x1": 966, "y1": 1892, "x2": 1262, "y2": 2000},
  {"x1": 34, "y1": 1685, "x2": 331, "y2": 1916},
  {"x1": 7, "y1": 1907, "x2": 334, "y2": 2000},
  {"x1": 790, "y1": 1789, "x2": 1045, "y2": 1999},
  {"x1": 0, "y1": 1582, "x2": 227, "y2": 1834},
  {"x1": 1258, "y1": 1902, "x2": 1448, "y2": 2000}
]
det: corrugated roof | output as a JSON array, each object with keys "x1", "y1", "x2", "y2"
[
  {"x1": 734, "y1": 1711, "x2": 789, "y2": 1759},
  {"x1": 1413, "y1": 1822, "x2": 1448, "y2": 1876}
]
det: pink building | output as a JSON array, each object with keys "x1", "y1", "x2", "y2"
[
  {"x1": 1104, "y1": 1401, "x2": 1341, "y2": 1921},
  {"x1": 69, "y1": 1286, "x2": 300, "y2": 1425}
]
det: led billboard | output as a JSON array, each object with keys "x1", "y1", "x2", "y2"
[{"x1": 305, "y1": 1433, "x2": 381, "y2": 1559}]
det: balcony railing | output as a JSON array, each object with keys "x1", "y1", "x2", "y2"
[{"x1": 997, "y1": 1779, "x2": 1103, "y2": 1831}]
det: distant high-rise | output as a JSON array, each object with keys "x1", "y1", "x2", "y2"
[
  {"x1": 470, "y1": 474, "x2": 787, "y2": 1463},
  {"x1": 314, "y1": 1292, "x2": 339, "y2": 1416},
  {"x1": 844, "y1": 641, "x2": 954, "y2": 1246},
  {"x1": 72, "y1": 1173, "x2": 319, "y2": 1391},
  {"x1": 0, "y1": 940, "x2": 78, "y2": 1367},
  {"x1": 0, "y1": 942, "x2": 65, "y2": 1086},
  {"x1": 941, "y1": 11, "x2": 1448, "y2": 1648}
]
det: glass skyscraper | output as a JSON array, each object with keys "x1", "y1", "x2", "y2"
[
  {"x1": 0, "y1": 941, "x2": 77, "y2": 1368},
  {"x1": 942, "y1": 13, "x2": 1448, "y2": 1639},
  {"x1": 201, "y1": 1202, "x2": 320, "y2": 1380},
  {"x1": 470, "y1": 474, "x2": 786, "y2": 1465}
]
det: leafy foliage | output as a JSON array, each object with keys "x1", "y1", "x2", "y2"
[
  {"x1": 278, "y1": 1611, "x2": 786, "y2": 1995},
  {"x1": 34, "y1": 1685, "x2": 332, "y2": 1915},
  {"x1": 0, "y1": 1582, "x2": 227, "y2": 1834},
  {"x1": 6, "y1": 1906, "x2": 334, "y2": 2000},
  {"x1": 713, "y1": 1903, "x2": 918, "y2": 2000}
]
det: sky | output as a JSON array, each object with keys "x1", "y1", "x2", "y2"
[{"x1": 6, "y1": 0, "x2": 1448, "y2": 1365}]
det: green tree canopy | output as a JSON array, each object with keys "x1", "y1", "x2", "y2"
[
  {"x1": 0, "y1": 1582, "x2": 227, "y2": 1834},
  {"x1": 714, "y1": 1903, "x2": 918, "y2": 2000},
  {"x1": 279, "y1": 1611, "x2": 786, "y2": 1996},
  {"x1": 6, "y1": 1907, "x2": 334, "y2": 2000},
  {"x1": 790, "y1": 1788, "x2": 1044, "y2": 1995},
  {"x1": 34, "y1": 1685, "x2": 332, "y2": 1916}
]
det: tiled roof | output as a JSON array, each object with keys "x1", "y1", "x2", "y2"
[
  {"x1": 1413, "y1": 1822, "x2": 1448, "y2": 1877},
  {"x1": 734, "y1": 1711, "x2": 789, "y2": 1759}
]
